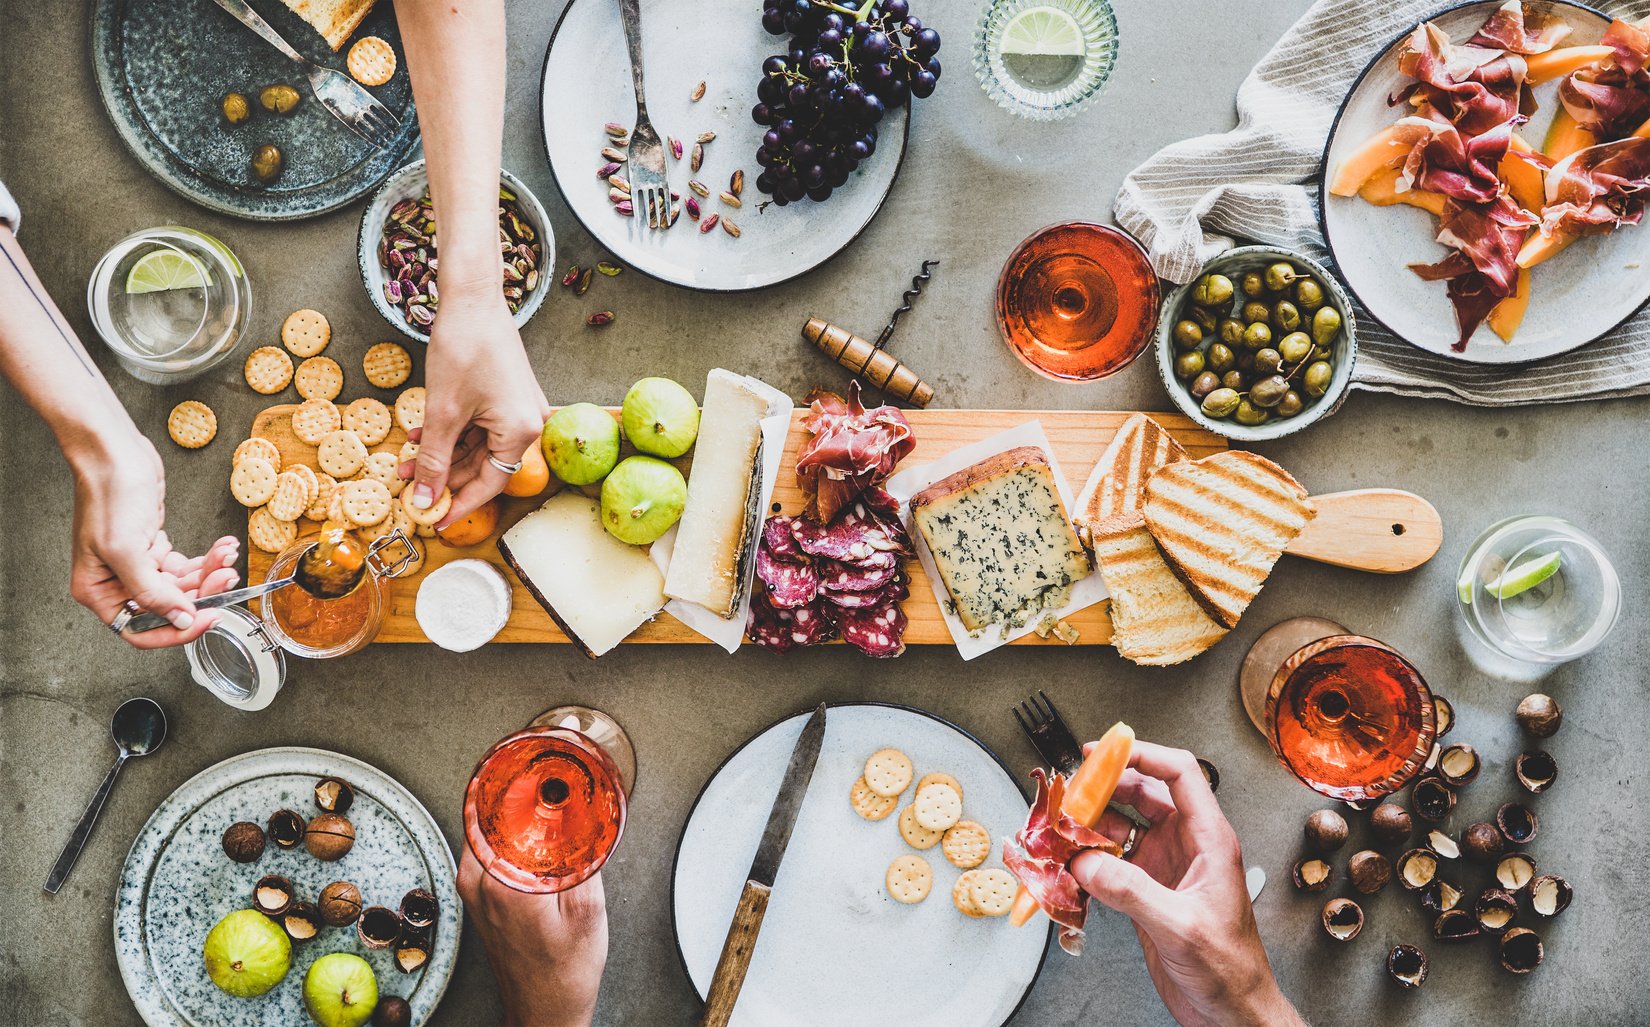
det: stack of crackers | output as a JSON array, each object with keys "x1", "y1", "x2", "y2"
[{"x1": 850, "y1": 748, "x2": 1016, "y2": 918}]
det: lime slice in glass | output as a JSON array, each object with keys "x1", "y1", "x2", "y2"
[
  {"x1": 125, "y1": 249, "x2": 209, "y2": 294},
  {"x1": 1486, "y1": 551, "x2": 1562, "y2": 600},
  {"x1": 1456, "y1": 568, "x2": 1476, "y2": 605},
  {"x1": 1000, "y1": 5, "x2": 1085, "y2": 56}
]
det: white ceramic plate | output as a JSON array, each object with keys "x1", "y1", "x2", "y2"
[
  {"x1": 115, "y1": 747, "x2": 460, "y2": 1026},
  {"x1": 672, "y1": 703, "x2": 1048, "y2": 1027},
  {"x1": 1320, "y1": 0, "x2": 1649, "y2": 362},
  {"x1": 539, "y1": 0, "x2": 909, "y2": 291}
]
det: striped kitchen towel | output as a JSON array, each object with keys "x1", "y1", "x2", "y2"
[{"x1": 1114, "y1": 0, "x2": 1650, "y2": 405}]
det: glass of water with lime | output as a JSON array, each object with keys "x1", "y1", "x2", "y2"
[
  {"x1": 1457, "y1": 515, "x2": 1620, "y2": 664},
  {"x1": 86, "y1": 226, "x2": 251, "y2": 384},
  {"x1": 973, "y1": 0, "x2": 1119, "y2": 121}
]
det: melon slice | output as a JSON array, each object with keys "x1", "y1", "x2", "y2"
[
  {"x1": 1543, "y1": 108, "x2": 1596, "y2": 161},
  {"x1": 1524, "y1": 45, "x2": 1613, "y2": 84},
  {"x1": 1328, "y1": 120, "x2": 1438, "y2": 197},
  {"x1": 1357, "y1": 166, "x2": 1447, "y2": 216},
  {"x1": 1487, "y1": 267, "x2": 1532, "y2": 342}
]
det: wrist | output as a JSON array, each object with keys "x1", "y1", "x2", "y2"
[
  {"x1": 57, "y1": 413, "x2": 143, "y2": 472},
  {"x1": 1232, "y1": 980, "x2": 1300, "y2": 1027}
]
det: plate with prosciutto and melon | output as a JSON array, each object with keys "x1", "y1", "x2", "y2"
[{"x1": 1321, "y1": 0, "x2": 1650, "y2": 362}]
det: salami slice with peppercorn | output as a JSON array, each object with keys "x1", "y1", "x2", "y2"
[
  {"x1": 757, "y1": 543, "x2": 821, "y2": 609},
  {"x1": 816, "y1": 558, "x2": 901, "y2": 594},
  {"x1": 747, "y1": 590, "x2": 837, "y2": 652},
  {"x1": 836, "y1": 602, "x2": 908, "y2": 658}
]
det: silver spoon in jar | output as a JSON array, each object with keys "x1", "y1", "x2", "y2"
[
  {"x1": 124, "y1": 535, "x2": 370, "y2": 634},
  {"x1": 44, "y1": 697, "x2": 168, "y2": 894}
]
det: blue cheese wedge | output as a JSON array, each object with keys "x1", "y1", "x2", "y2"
[
  {"x1": 911, "y1": 446, "x2": 1091, "y2": 635},
  {"x1": 662, "y1": 369, "x2": 768, "y2": 618}
]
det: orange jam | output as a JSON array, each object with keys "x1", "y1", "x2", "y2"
[{"x1": 269, "y1": 577, "x2": 375, "y2": 650}]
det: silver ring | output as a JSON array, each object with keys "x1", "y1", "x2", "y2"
[
  {"x1": 487, "y1": 454, "x2": 524, "y2": 475},
  {"x1": 1121, "y1": 823, "x2": 1142, "y2": 859},
  {"x1": 109, "y1": 599, "x2": 142, "y2": 635}
]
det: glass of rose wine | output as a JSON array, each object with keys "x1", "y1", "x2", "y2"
[{"x1": 463, "y1": 706, "x2": 635, "y2": 893}]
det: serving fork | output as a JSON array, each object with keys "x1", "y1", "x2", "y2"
[
  {"x1": 209, "y1": 0, "x2": 402, "y2": 151},
  {"x1": 617, "y1": 0, "x2": 671, "y2": 229}
]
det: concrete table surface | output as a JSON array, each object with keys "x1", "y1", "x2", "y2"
[{"x1": 2, "y1": 1, "x2": 1646, "y2": 1024}]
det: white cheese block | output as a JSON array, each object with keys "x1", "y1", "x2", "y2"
[
  {"x1": 415, "y1": 559, "x2": 512, "y2": 652},
  {"x1": 498, "y1": 493, "x2": 666, "y2": 658},
  {"x1": 911, "y1": 446, "x2": 1091, "y2": 635},
  {"x1": 662, "y1": 369, "x2": 768, "y2": 618}
]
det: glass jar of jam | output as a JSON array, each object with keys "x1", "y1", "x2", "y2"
[{"x1": 260, "y1": 529, "x2": 414, "y2": 658}]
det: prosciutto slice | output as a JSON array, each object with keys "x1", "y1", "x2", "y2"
[
  {"x1": 1001, "y1": 769, "x2": 1123, "y2": 956},
  {"x1": 1399, "y1": 116, "x2": 1516, "y2": 203},
  {"x1": 795, "y1": 382, "x2": 914, "y2": 525},
  {"x1": 1467, "y1": 1, "x2": 1572, "y2": 55},
  {"x1": 1558, "y1": 19, "x2": 1650, "y2": 137},
  {"x1": 1398, "y1": 22, "x2": 1526, "y2": 138},
  {"x1": 1538, "y1": 136, "x2": 1650, "y2": 236},
  {"x1": 1409, "y1": 195, "x2": 1537, "y2": 350}
]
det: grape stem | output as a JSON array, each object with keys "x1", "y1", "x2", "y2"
[{"x1": 810, "y1": 0, "x2": 879, "y2": 23}]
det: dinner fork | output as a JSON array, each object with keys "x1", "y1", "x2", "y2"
[
  {"x1": 1013, "y1": 690, "x2": 1084, "y2": 776},
  {"x1": 209, "y1": 0, "x2": 402, "y2": 151},
  {"x1": 617, "y1": 0, "x2": 671, "y2": 229}
]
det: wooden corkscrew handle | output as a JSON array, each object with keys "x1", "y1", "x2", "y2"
[{"x1": 802, "y1": 316, "x2": 935, "y2": 407}]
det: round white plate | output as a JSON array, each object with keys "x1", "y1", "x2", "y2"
[
  {"x1": 115, "y1": 747, "x2": 460, "y2": 1026},
  {"x1": 540, "y1": 0, "x2": 909, "y2": 291},
  {"x1": 1319, "y1": 0, "x2": 1649, "y2": 362},
  {"x1": 672, "y1": 703, "x2": 1048, "y2": 1027}
]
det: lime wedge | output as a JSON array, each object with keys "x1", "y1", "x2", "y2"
[
  {"x1": 1000, "y1": 5, "x2": 1085, "y2": 57},
  {"x1": 1486, "y1": 551, "x2": 1562, "y2": 600},
  {"x1": 125, "y1": 250, "x2": 209, "y2": 294},
  {"x1": 1456, "y1": 568, "x2": 1476, "y2": 605}
]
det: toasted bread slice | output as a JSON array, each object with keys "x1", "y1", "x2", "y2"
[
  {"x1": 1073, "y1": 414, "x2": 1187, "y2": 548},
  {"x1": 281, "y1": 0, "x2": 377, "y2": 51},
  {"x1": 1142, "y1": 451, "x2": 1314, "y2": 629},
  {"x1": 1093, "y1": 523, "x2": 1228, "y2": 665}
]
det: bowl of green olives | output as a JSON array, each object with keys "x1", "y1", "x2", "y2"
[{"x1": 1155, "y1": 246, "x2": 1355, "y2": 441}]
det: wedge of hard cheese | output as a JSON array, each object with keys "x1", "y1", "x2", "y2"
[
  {"x1": 662, "y1": 369, "x2": 768, "y2": 618},
  {"x1": 498, "y1": 493, "x2": 665, "y2": 658},
  {"x1": 1142, "y1": 451, "x2": 1314, "y2": 630},
  {"x1": 911, "y1": 446, "x2": 1091, "y2": 635},
  {"x1": 1072, "y1": 414, "x2": 1186, "y2": 549}
]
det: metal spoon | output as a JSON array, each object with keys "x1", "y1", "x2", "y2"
[
  {"x1": 44, "y1": 697, "x2": 168, "y2": 894},
  {"x1": 126, "y1": 534, "x2": 370, "y2": 634}
]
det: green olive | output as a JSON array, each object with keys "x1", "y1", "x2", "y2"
[
  {"x1": 1278, "y1": 332, "x2": 1313, "y2": 365},
  {"x1": 1303, "y1": 360, "x2": 1334, "y2": 398},
  {"x1": 250, "y1": 143, "x2": 284, "y2": 184},
  {"x1": 1242, "y1": 301, "x2": 1271, "y2": 324},
  {"x1": 1221, "y1": 370, "x2": 1247, "y2": 391},
  {"x1": 1250, "y1": 375, "x2": 1291, "y2": 408},
  {"x1": 1311, "y1": 305, "x2": 1343, "y2": 347},
  {"x1": 1218, "y1": 318, "x2": 1246, "y2": 347},
  {"x1": 258, "y1": 83, "x2": 301, "y2": 114},
  {"x1": 1191, "y1": 273, "x2": 1235, "y2": 309},
  {"x1": 1207, "y1": 343, "x2": 1236, "y2": 374},
  {"x1": 1271, "y1": 300, "x2": 1302, "y2": 333},
  {"x1": 1263, "y1": 261, "x2": 1301, "y2": 293},
  {"x1": 1294, "y1": 278, "x2": 1326, "y2": 311},
  {"x1": 1190, "y1": 371, "x2": 1221, "y2": 399},
  {"x1": 1234, "y1": 398, "x2": 1271, "y2": 426},
  {"x1": 1240, "y1": 271, "x2": 1266, "y2": 298},
  {"x1": 222, "y1": 91, "x2": 251, "y2": 125},
  {"x1": 1242, "y1": 322, "x2": 1273, "y2": 350},
  {"x1": 1201, "y1": 388, "x2": 1241, "y2": 419},
  {"x1": 1174, "y1": 350, "x2": 1206, "y2": 380},
  {"x1": 1254, "y1": 348, "x2": 1283, "y2": 375},
  {"x1": 1311, "y1": 345, "x2": 1334, "y2": 362},
  {"x1": 1276, "y1": 390, "x2": 1305, "y2": 418},
  {"x1": 1172, "y1": 320, "x2": 1204, "y2": 350},
  {"x1": 1186, "y1": 305, "x2": 1219, "y2": 333}
]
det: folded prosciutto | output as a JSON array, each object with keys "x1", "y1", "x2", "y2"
[
  {"x1": 1001, "y1": 769, "x2": 1122, "y2": 956},
  {"x1": 1409, "y1": 195, "x2": 1537, "y2": 350},
  {"x1": 1538, "y1": 136, "x2": 1650, "y2": 236},
  {"x1": 1558, "y1": 19, "x2": 1650, "y2": 139},
  {"x1": 795, "y1": 381, "x2": 914, "y2": 525},
  {"x1": 1398, "y1": 22, "x2": 1526, "y2": 139},
  {"x1": 1467, "y1": 1, "x2": 1572, "y2": 55}
]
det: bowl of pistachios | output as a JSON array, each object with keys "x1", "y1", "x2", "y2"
[{"x1": 1155, "y1": 245, "x2": 1356, "y2": 442}]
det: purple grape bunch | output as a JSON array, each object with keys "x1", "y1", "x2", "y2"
[{"x1": 753, "y1": 0, "x2": 942, "y2": 205}]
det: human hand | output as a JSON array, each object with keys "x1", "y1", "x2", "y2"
[
  {"x1": 67, "y1": 432, "x2": 240, "y2": 648},
  {"x1": 1073, "y1": 741, "x2": 1302, "y2": 1027},
  {"x1": 406, "y1": 289, "x2": 547, "y2": 529},
  {"x1": 458, "y1": 846, "x2": 607, "y2": 1027}
]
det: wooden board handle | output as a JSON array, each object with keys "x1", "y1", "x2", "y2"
[
  {"x1": 700, "y1": 879, "x2": 772, "y2": 1027},
  {"x1": 1286, "y1": 489, "x2": 1442, "y2": 573}
]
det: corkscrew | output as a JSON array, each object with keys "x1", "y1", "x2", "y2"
[{"x1": 802, "y1": 259, "x2": 938, "y2": 407}]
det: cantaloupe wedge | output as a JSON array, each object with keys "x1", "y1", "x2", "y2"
[
  {"x1": 1544, "y1": 108, "x2": 1597, "y2": 161},
  {"x1": 1358, "y1": 166, "x2": 1448, "y2": 216},
  {"x1": 1487, "y1": 268, "x2": 1532, "y2": 341},
  {"x1": 1500, "y1": 152, "x2": 1547, "y2": 214},
  {"x1": 1517, "y1": 229, "x2": 1578, "y2": 268},
  {"x1": 1524, "y1": 45, "x2": 1614, "y2": 84},
  {"x1": 1328, "y1": 121, "x2": 1435, "y2": 197}
]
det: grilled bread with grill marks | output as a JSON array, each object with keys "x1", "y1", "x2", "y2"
[
  {"x1": 1092, "y1": 523, "x2": 1228, "y2": 665},
  {"x1": 1073, "y1": 414, "x2": 1187, "y2": 549}
]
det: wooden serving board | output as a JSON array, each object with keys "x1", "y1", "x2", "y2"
[{"x1": 245, "y1": 406, "x2": 1225, "y2": 646}]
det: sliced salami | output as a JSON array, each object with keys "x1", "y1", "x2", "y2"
[
  {"x1": 762, "y1": 516, "x2": 809, "y2": 563},
  {"x1": 816, "y1": 558, "x2": 900, "y2": 594},
  {"x1": 757, "y1": 544, "x2": 820, "y2": 608},
  {"x1": 786, "y1": 600, "x2": 839, "y2": 647},
  {"x1": 836, "y1": 601, "x2": 908, "y2": 658},
  {"x1": 790, "y1": 516, "x2": 880, "y2": 563},
  {"x1": 748, "y1": 591, "x2": 838, "y2": 652}
]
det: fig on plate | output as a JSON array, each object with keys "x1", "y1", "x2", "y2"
[
  {"x1": 203, "y1": 909, "x2": 292, "y2": 998},
  {"x1": 621, "y1": 376, "x2": 700, "y2": 457},
  {"x1": 600, "y1": 455, "x2": 687, "y2": 545},
  {"x1": 303, "y1": 952, "x2": 379, "y2": 1027},
  {"x1": 542, "y1": 403, "x2": 620, "y2": 485}
]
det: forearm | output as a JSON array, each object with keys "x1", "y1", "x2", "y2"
[{"x1": 397, "y1": 0, "x2": 508, "y2": 301}]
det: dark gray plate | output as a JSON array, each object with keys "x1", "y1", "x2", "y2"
[{"x1": 91, "y1": 0, "x2": 421, "y2": 221}]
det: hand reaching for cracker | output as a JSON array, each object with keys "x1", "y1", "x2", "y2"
[
  {"x1": 1071, "y1": 741, "x2": 1305, "y2": 1027},
  {"x1": 458, "y1": 844, "x2": 607, "y2": 1027}
]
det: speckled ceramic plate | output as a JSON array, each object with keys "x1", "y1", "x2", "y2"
[
  {"x1": 539, "y1": 0, "x2": 909, "y2": 291},
  {"x1": 1318, "y1": 0, "x2": 1647, "y2": 362},
  {"x1": 672, "y1": 703, "x2": 1049, "y2": 1027},
  {"x1": 115, "y1": 747, "x2": 460, "y2": 1026},
  {"x1": 91, "y1": 0, "x2": 420, "y2": 221}
]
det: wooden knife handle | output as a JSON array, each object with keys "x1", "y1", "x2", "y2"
[
  {"x1": 700, "y1": 879, "x2": 772, "y2": 1027},
  {"x1": 1286, "y1": 489, "x2": 1442, "y2": 574}
]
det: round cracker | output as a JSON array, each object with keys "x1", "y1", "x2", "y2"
[
  {"x1": 295, "y1": 355, "x2": 344, "y2": 401},
  {"x1": 342, "y1": 397, "x2": 392, "y2": 446},
  {"x1": 379, "y1": 498, "x2": 416, "y2": 546},
  {"x1": 347, "y1": 35, "x2": 397, "y2": 87},
  {"x1": 361, "y1": 450, "x2": 406, "y2": 497},
  {"x1": 863, "y1": 748, "x2": 913, "y2": 798},
  {"x1": 266, "y1": 469, "x2": 311, "y2": 522},
  {"x1": 281, "y1": 308, "x2": 331, "y2": 357},
  {"x1": 291, "y1": 398, "x2": 341, "y2": 445},
  {"x1": 898, "y1": 804, "x2": 943, "y2": 851},
  {"x1": 401, "y1": 485, "x2": 452, "y2": 527},
  {"x1": 941, "y1": 820, "x2": 991, "y2": 870},
  {"x1": 248, "y1": 506, "x2": 296, "y2": 554},
  {"x1": 233, "y1": 437, "x2": 282, "y2": 471},
  {"x1": 394, "y1": 386, "x2": 426, "y2": 431},
  {"x1": 885, "y1": 854, "x2": 932, "y2": 904},
  {"x1": 362, "y1": 341, "x2": 412, "y2": 388},
  {"x1": 316, "y1": 429, "x2": 368, "y2": 478},
  {"x1": 244, "y1": 346, "x2": 293, "y2": 394},
  {"x1": 167, "y1": 400, "x2": 217, "y2": 448},
  {"x1": 917, "y1": 772, "x2": 963, "y2": 804},
  {"x1": 230, "y1": 456, "x2": 278, "y2": 508},
  {"x1": 340, "y1": 478, "x2": 393, "y2": 527},
  {"x1": 286, "y1": 463, "x2": 319, "y2": 506},
  {"x1": 953, "y1": 871, "x2": 986, "y2": 918},
  {"x1": 913, "y1": 782, "x2": 963, "y2": 832},
  {"x1": 848, "y1": 776, "x2": 897, "y2": 821},
  {"x1": 306, "y1": 472, "x2": 340, "y2": 521},
  {"x1": 968, "y1": 868, "x2": 1018, "y2": 917}
]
